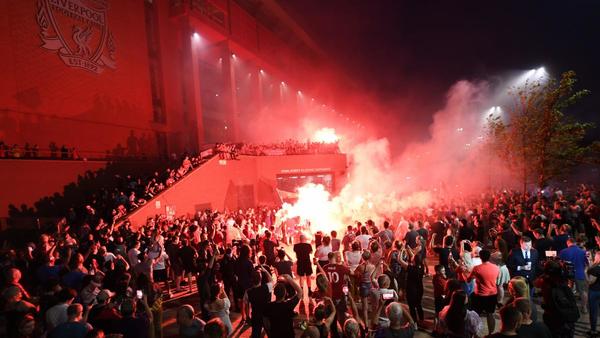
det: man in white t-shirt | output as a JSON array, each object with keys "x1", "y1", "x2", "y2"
[
  {"x1": 101, "y1": 246, "x2": 116, "y2": 263},
  {"x1": 315, "y1": 236, "x2": 333, "y2": 267},
  {"x1": 356, "y1": 226, "x2": 372, "y2": 251},
  {"x1": 127, "y1": 241, "x2": 141, "y2": 267},
  {"x1": 149, "y1": 244, "x2": 171, "y2": 295}
]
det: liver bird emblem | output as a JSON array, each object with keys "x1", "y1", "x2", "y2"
[{"x1": 72, "y1": 25, "x2": 93, "y2": 58}]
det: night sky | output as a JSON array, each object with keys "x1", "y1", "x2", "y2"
[{"x1": 280, "y1": 0, "x2": 600, "y2": 146}]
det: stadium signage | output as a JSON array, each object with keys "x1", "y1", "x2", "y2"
[
  {"x1": 36, "y1": 0, "x2": 116, "y2": 74},
  {"x1": 280, "y1": 168, "x2": 332, "y2": 174}
]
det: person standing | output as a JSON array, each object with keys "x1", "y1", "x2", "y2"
[
  {"x1": 272, "y1": 249, "x2": 294, "y2": 277},
  {"x1": 559, "y1": 238, "x2": 588, "y2": 314},
  {"x1": 234, "y1": 245, "x2": 254, "y2": 323},
  {"x1": 439, "y1": 290, "x2": 483, "y2": 338},
  {"x1": 374, "y1": 302, "x2": 416, "y2": 338},
  {"x1": 398, "y1": 244, "x2": 425, "y2": 325},
  {"x1": 345, "y1": 241, "x2": 363, "y2": 274},
  {"x1": 330, "y1": 230, "x2": 341, "y2": 252},
  {"x1": 585, "y1": 251, "x2": 600, "y2": 336},
  {"x1": 321, "y1": 251, "x2": 351, "y2": 337},
  {"x1": 178, "y1": 239, "x2": 197, "y2": 294},
  {"x1": 48, "y1": 304, "x2": 93, "y2": 338},
  {"x1": 513, "y1": 298, "x2": 552, "y2": 338},
  {"x1": 204, "y1": 284, "x2": 233, "y2": 336},
  {"x1": 262, "y1": 230, "x2": 278, "y2": 266},
  {"x1": 244, "y1": 268, "x2": 272, "y2": 338},
  {"x1": 356, "y1": 226, "x2": 371, "y2": 251},
  {"x1": 507, "y1": 237, "x2": 539, "y2": 294},
  {"x1": 115, "y1": 297, "x2": 154, "y2": 338},
  {"x1": 485, "y1": 304, "x2": 524, "y2": 338},
  {"x1": 404, "y1": 223, "x2": 419, "y2": 249},
  {"x1": 127, "y1": 241, "x2": 141, "y2": 267},
  {"x1": 293, "y1": 234, "x2": 313, "y2": 313},
  {"x1": 432, "y1": 235, "x2": 460, "y2": 279},
  {"x1": 535, "y1": 260, "x2": 580, "y2": 338},
  {"x1": 552, "y1": 224, "x2": 571, "y2": 252},
  {"x1": 46, "y1": 288, "x2": 77, "y2": 330},
  {"x1": 377, "y1": 221, "x2": 394, "y2": 245},
  {"x1": 176, "y1": 304, "x2": 206, "y2": 338},
  {"x1": 388, "y1": 241, "x2": 407, "y2": 299},
  {"x1": 342, "y1": 226, "x2": 356, "y2": 253},
  {"x1": 468, "y1": 249, "x2": 500, "y2": 335},
  {"x1": 264, "y1": 274, "x2": 302, "y2": 338},
  {"x1": 532, "y1": 229, "x2": 553, "y2": 262},
  {"x1": 315, "y1": 236, "x2": 333, "y2": 268},
  {"x1": 355, "y1": 250, "x2": 377, "y2": 328},
  {"x1": 432, "y1": 264, "x2": 448, "y2": 332},
  {"x1": 148, "y1": 244, "x2": 171, "y2": 296}
]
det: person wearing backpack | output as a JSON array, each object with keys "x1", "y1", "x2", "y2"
[{"x1": 535, "y1": 260, "x2": 580, "y2": 338}]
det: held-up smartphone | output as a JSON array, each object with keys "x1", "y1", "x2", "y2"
[
  {"x1": 382, "y1": 290, "x2": 394, "y2": 300},
  {"x1": 342, "y1": 285, "x2": 349, "y2": 295},
  {"x1": 136, "y1": 290, "x2": 143, "y2": 299}
]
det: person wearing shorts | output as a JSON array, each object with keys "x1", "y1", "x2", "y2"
[
  {"x1": 294, "y1": 237, "x2": 313, "y2": 277},
  {"x1": 149, "y1": 243, "x2": 171, "y2": 296},
  {"x1": 355, "y1": 251, "x2": 376, "y2": 328},
  {"x1": 293, "y1": 234, "x2": 313, "y2": 313},
  {"x1": 471, "y1": 294, "x2": 497, "y2": 314},
  {"x1": 467, "y1": 249, "x2": 499, "y2": 335}
]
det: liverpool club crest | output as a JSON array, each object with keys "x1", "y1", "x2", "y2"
[{"x1": 37, "y1": 0, "x2": 116, "y2": 74}]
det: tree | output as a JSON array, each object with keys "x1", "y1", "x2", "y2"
[{"x1": 487, "y1": 70, "x2": 598, "y2": 192}]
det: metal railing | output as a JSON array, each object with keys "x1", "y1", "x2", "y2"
[{"x1": 0, "y1": 146, "x2": 159, "y2": 161}]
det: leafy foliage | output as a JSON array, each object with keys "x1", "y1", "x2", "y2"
[{"x1": 487, "y1": 71, "x2": 598, "y2": 190}]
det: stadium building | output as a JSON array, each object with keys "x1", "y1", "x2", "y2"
[
  {"x1": 1, "y1": 0, "x2": 331, "y2": 158},
  {"x1": 0, "y1": 0, "x2": 346, "y2": 226}
]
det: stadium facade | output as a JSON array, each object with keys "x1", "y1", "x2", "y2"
[{"x1": 1, "y1": 0, "x2": 328, "y2": 158}]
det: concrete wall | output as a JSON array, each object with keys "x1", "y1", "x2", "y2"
[
  {"x1": 0, "y1": 159, "x2": 108, "y2": 218},
  {"x1": 0, "y1": 0, "x2": 156, "y2": 156},
  {"x1": 126, "y1": 153, "x2": 347, "y2": 227}
]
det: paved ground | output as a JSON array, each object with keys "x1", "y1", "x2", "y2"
[{"x1": 158, "y1": 262, "x2": 594, "y2": 338}]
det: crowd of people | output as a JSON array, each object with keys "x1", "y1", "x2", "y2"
[
  {"x1": 100, "y1": 138, "x2": 341, "y2": 221},
  {"x1": 214, "y1": 140, "x2": 340, "y2": 159},
  {"x1": 238, "y1": 139, "x2": 340, "y2": 156},
  {"x1": 43, "y1": 153, "x2": 210, "y2": 229},
  {"x1": 1, "y1": 180, "x2": 599, "y2": 338},
  {"x1": 0, "y1": 141, "x2": 79, "y2": 160},
  {"x1": 9, "y1": 137, "x2": 339, "y2": 224},
  {"x1": 143, "y1": 155, "x2": 208, "y2": 200},
  {"x1": 0, "y1": 138, "x2": 340, "y2": 161}
]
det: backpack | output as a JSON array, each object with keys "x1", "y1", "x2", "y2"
[{"x1": 551, "y1": 284, "x2": 580, "y2": 322}]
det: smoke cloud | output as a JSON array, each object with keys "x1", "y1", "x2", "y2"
[{"x1": 277, "y1": 79, "x2": 517, "y2": 233}]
